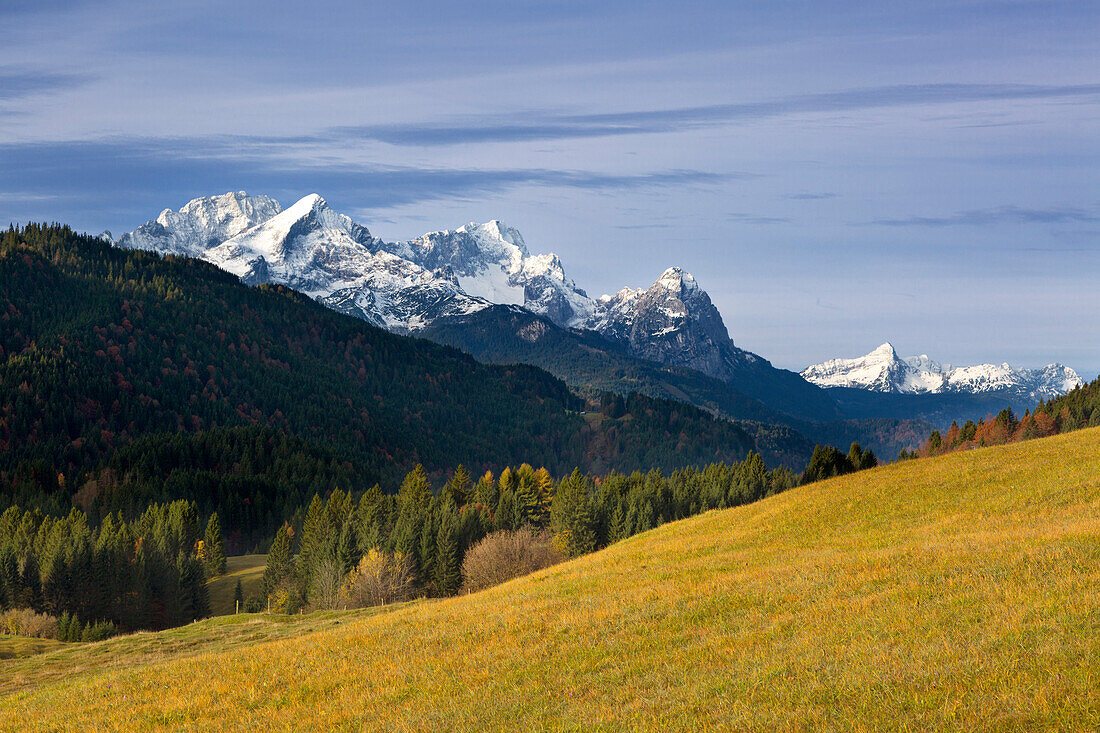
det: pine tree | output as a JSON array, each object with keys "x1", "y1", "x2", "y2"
[
  {"x1": 494, "y1": 488, "x2": 518, "y2": 532},
  {"x1": 608, "y1": 503, "x2": 626, "y2": 543},
  {"x1": 203, "y1": 512, "x2": 227, "y2": 578},
  {"x1": 354, "y1": 484, "x2": 386, "y2": 554},
  {"x1": 471, "y1": 471, "x2": 498, "y2": 510},
  {"x1": 515, "y1": 475, "x2": 541, "y2": 528},
  {"x1": 444, "y1": 465, "x2": 472, "y2": 506},
  {"x1": 262, "y1": 523, "x2": 294, "y2": 597},
  {"x1": 418, "y1": 495, "x2": 439, "y2": 586},
  {"x1": 434, "y1": 511, "x2": 461, "y2": 596},
  {"x1": 390, "y1": 465, "x2": 433, "y2": 579},
  {"x1": 298, "y1": 495, "x2": 326, "y2": 584},
  {"x1": 233, "y1": 579, "x2": 244, "y2": 611},
  {"x1": 550, "y1": 469, "x2": 597, "y2": 557}
]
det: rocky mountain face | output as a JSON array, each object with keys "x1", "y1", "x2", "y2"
[
  {"x1": 118, "y1": 193, "x2": 1081, "y2": 425},
  {"x1": 589, "y1": 268, "x2": 759, "y2": 381},
  {"x1": 116, "y1": 192, "x2": 767, "y2": 381},
  {"x1": 801, "y1": 343, "x2": 1082, "y2": 401}
]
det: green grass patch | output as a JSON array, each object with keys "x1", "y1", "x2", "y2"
[
  {"x1": 0, "y1": 635, "x2": 66, "y2": 661},
  {"x1": 205, "y1": 554, "x2": 268, "y2": 615}
]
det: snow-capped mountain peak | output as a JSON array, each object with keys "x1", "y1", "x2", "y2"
[
  {"x1": 201, "y1": 193, "x2": 378, "y2": 291},
  {"x1": 381, "y1": 220, "x2": 593, "y2": 326},
  {"x1": 801, "y1": 344, "x2": 1082, "y2": 400},
  {"x1": 871, "y1": 342, "x2": 897, "y2": 358},
  {"x1": 118, "y1": 191, "x2": 283, "y2": 257},
  {"x1": 116, "y1": 192, "x2": 762, "y2": 381},
  {"x1": 655, "y1": 266, "x2": 699, "y2": 295}
]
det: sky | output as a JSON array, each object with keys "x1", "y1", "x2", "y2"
[{"x1": 1, "y1": 0, "x2": 1098, "y2": 374}]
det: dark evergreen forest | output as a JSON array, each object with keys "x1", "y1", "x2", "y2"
[
  {"x1": 0, "y1": 225, "x2": 833, "y2": 631},
  {"x1": 0, "y1": 224, "x2": 764, "y2": 534}
]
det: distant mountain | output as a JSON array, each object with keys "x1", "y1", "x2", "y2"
[
  {"x1": 121, "y1": 193, "x2": 486, "y2": 332},
  {"x1": 420, "y1": 306, "x2": 930, "y2": 461},
  {"x1": 117, "y1": 191, "x2": 284, "y2": 258},
  {"x1": 116, "y1": 193, "x2": 1077, "y2": 446},
  {"x1": 116, "y1": 192, "x2": 837, "y2": 421},
  {"x1": 801, "y1": 342, "x2": 1081, "y2": 402}
]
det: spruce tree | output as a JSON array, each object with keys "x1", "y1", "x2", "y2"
[
  {"x1": 434, "y1": 511, "x2": 461, "y2": 596},
  {"x1": 515, "y1": 479, "x2": 541, "y2": 528},
  {"x1": 203, "y1": 512, "x2": 227, "y2": 578},
  {"x1": 354, "y1": 484, "x2": 386, "y2": 554},
  {"x1": 444, "y1": 465, "x2": 472, "y2": 506},
  {"x1": 608, "y1": 503, "x2": 626, "y2": 543},
  {"x1": 550, "y1": 469, "x2": 597, "y2": 557},
  {"x1": 298, "y1": 495, "x2": 326, "y2": 584},
  {"x1": 390, "y1": 465, "x2": 433, "y2": 579},
  {"x1": 233, "y1": 578, "x2": 244, "y2": 611},
  {"x1": 262, "y1": 523, "x2": 294, "y2": 597}
]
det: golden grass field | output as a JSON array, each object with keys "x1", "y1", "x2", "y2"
[
  {"x1": 0, "y1": 635, "x2": 64, "y2": 661},
  {"x1": 205, "y1": 553, "x2": 268, "y2": 616},
  {"x1": 3, "y1": 428, "x2": 1100, "y2": 731}
]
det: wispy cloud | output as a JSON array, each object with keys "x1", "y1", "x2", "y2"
[
  {"x1": 330, "y1": 83, "x2": 1100, "y2": 146},
  {"x1": 727, "y1": 213, "x2": 792, "y2": 225},
  {"x1": 870, "y1": 205, "x2": 1100, "y2": 227},
  {"x1": 0, "y1": 68, "x2": 93, "y2": 100},
  {"x1": 0, "y1": 136, "x2": 733, "y2": 227},
  {"x1": 785, "y1": 192, "x2": 839, "y2": 200}
]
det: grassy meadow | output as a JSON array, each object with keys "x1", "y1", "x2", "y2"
[
  {"x1": 3, "y1": 428, "x2": 1100, "y2": 730},
  {"x1": 206, "y1": 554, "x2": 268, "y2": 616}
]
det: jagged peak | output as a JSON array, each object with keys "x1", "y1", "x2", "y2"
[
  {"x1": 284, "y1": 193, "x2": 327, "y2": 216},
  {"x1": 654, "y1": 266, "x2": 699, "y2": 294},
  {"x1": 870, "y1": 342, "x2": 900, "y2": 359},
  {"x1": 453, "y1": 220, "x2": 529, "y2": 255},
  {"x1": 176, "y1": 190, "x2": 282, "y2": 216},
  {"x1": 803, "y1": 343, "x2": 1082, "y2": 397}
]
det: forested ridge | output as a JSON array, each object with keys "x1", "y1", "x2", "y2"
[
  {"x1": 906, "y1": 376, "x2": 1100, "y2": 459},
  {"x1": 421, "y1": 306, "x2": 931, "y2": 461},
  {"x1": 0, "y1": 455, "x2": 798, "y2": 633},
  {"x1": 0, "y1": 224, "x2": 764, "y2": 528}
]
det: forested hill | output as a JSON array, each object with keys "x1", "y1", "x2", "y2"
[{"x1": 0, "y1": 225, "x2": 761, "y2": 528}]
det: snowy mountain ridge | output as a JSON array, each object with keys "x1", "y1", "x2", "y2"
[
  {"x1": 801, "y1": 342, "x2": 1081, "y2": 400},
  {"x1": 116, "y1": 191, "x2": 762, "y2": 378},
  {"x1": 117, "y1": 193, "x2": 1081, "y2": 403}
]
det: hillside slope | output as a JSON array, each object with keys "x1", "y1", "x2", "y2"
[
  {"x1": 0, "y1": 225, "x2": 761, "y2": 525},
  {"x1": 4, "y1": 428, "x2": 1099, "y2": 730}
]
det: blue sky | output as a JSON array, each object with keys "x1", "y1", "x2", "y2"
[{"x1": 2, "y1": 0, "x2": 1098, "y2": 374}]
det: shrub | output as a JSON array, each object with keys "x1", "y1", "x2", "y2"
[
  {"x1": 339, "y1": 549, "x2": 416, "y2": 608},
  {"x1": 461, "y1": 527, "x2": 563, "y2": 594},
  {"x1": 0, "y1": 608, "x2": 59, "y2": 639},
  {"x1": 267, "y1": 580, "x2": 303, "y2": 615}
]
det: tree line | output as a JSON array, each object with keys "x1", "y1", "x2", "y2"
[
  {"x1": 257, "y1": 456, "x2": 800, "y2": 612},
  {"x1": 0, "y1": 500, "x2": 226, "y2": 634},
  {"x1": 905, "y1": 377, "x2": 1100, "y2": 459}
]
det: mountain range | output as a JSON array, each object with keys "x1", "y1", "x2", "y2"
[
  {"x1": 115, "y1": 192, "x2": 771, "y2": 381},
  {"x1": 114, "y1": 192, "x2": 1081, "y2": 448},
  {"x1": 801, "y1": 342, "x2": 1081, "y2": 402}
]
